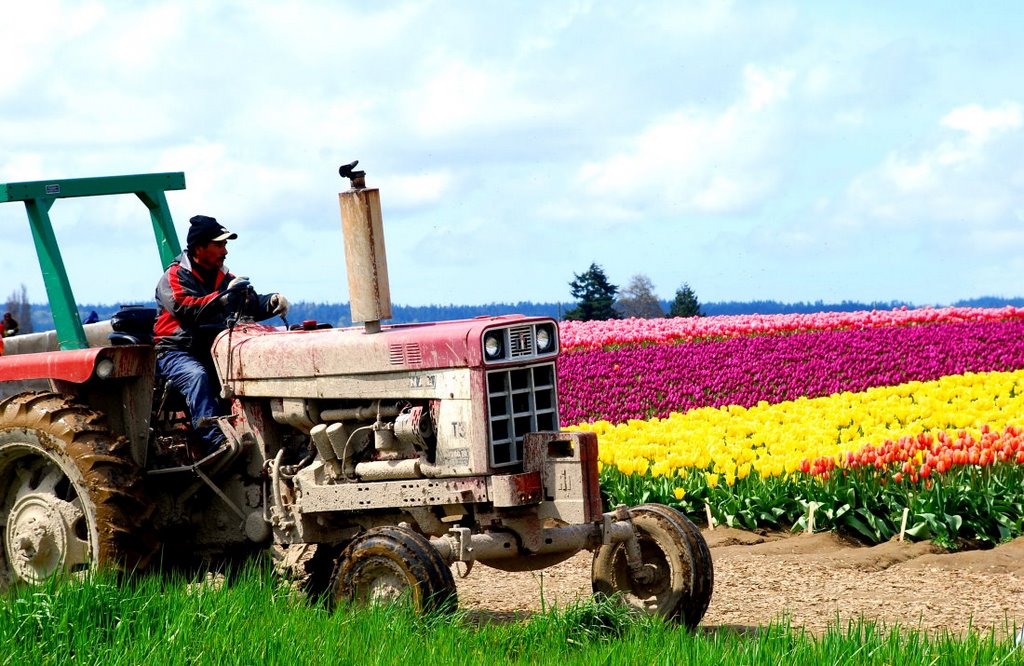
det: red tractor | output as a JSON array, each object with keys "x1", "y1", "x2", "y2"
[{"x1": 0, "y1": 164, "x2": 712, "y2": 623}]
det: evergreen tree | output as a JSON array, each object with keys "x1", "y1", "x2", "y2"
[
  {"x1": 615, "y1": 274, "x2": 664, "y2": 319},
  {"x1": 564, "y1": 263, "x2": 620, "y2": 321},
  {"x1": 669, "y1": 282, "x2": 703, "y2": 318}
]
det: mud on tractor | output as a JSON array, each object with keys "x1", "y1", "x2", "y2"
[{"x1": 0, "y1": 164, "x2": 712, "y2": 623}]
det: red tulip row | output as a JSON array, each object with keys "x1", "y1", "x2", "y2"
[{"x1": 801, "y1": 425, "x2": 1024, "y2": 483}]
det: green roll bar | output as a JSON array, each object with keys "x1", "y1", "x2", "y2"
[{"x1": 0, "y1": 172, "x2": 185, "y2": 350}]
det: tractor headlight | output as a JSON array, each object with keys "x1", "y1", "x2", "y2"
[
  {"x1": 535, "y1": 324, "x2": 555, "y2": 353},
  {"x1": 484, "y1": 331, "x2": 504, "y2": 360},
  {"x1": 95, "y1": 358, "x2": 115, "y2": 379}
]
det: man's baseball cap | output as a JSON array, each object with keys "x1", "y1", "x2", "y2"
[{"x1": 187, "y1": 215, "x2": 238, "y2": 248}]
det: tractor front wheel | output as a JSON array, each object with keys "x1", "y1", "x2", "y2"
[
  {"x1": 0, "y1": 392, "x2": 154, "y2": 591},
  {"x1": 332, "y1": 525, "x2": 457, "y2": 614},
  {"x1": 592, "y1": 503, "x2": 714, "y2": 627}
]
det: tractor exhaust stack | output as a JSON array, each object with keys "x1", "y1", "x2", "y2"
[{"x1": 338, "y1": 161, "x2": 392, "y2": 334}]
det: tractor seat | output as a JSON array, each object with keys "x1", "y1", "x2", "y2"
[{"x1": 108, "y1": 305, "x2": 157, "y2": 346}]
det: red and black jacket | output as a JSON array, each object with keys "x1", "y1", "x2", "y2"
[{"x1": 154, "y1": 251, "x2": 275, "y2": 357}]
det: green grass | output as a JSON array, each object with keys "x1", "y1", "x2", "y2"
[{"x1": 1, "y1": 566, "x2": 1020, "y2": 666}]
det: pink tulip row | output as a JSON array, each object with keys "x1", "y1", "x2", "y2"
[
  {"x1": 558, "y1": 318, "x2": 1024, "y2": 426},
  {"x1": 558, "y1": 306, "x2": 1024, "y2": 352}
]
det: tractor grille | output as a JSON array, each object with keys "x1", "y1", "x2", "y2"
[
  {"x1": 486, "y1": 362, "x2": 558, "y2": 468},
  {"x1": 508, "y1": 325, "x2": 534, "y2": 358}
]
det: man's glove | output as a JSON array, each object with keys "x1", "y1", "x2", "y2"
[
  {"x1": 225, "y1": 276, "x2": 250, "y2": 292},
  {"x1": 270, "y1": 293, "x2": 290, "y2": 317},
  {"x1": 219, "y1": 276, "x2": 250, "y2": 304}
]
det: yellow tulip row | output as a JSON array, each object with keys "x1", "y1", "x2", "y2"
[{"x1": 572, "y1": 369, "x2": 1024, "y2": 486}]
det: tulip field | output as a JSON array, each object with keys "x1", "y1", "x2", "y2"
[{"x1": 558, "y1": 306, "x2": 1024, "y2": 548}]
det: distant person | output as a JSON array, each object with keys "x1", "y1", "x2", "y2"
[
  {"x1": 2, "y1": 312, "x2": 19, "y2": 337},
  {"x1": 153, "y1": 215, "x2": 289, "y2": 456},
  {"x1": 84, "y1": 310, "x2": 99, "y2": 324}
]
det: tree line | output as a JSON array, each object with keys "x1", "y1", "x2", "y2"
[
  {"x1": 9, "y1": 266, "x2": 1022, "y2": 333},
  {"x1": 560, "y1": 262, "x2": 1008, "y2": 322},
  {"x1": 565, "y1": 263, "x2": 702, "y2": 321}
]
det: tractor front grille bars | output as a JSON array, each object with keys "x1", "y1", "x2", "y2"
[{"x1": 486, "y1": 362, "x2": 558, "y2": 468}]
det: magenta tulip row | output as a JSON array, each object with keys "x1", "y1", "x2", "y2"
[
  {"x1": 558, "y1": 305, "x2": 1024, "y2": 352},
  {"x1": 558, "y1": 319, "x2": 1024, "y2": 426}
]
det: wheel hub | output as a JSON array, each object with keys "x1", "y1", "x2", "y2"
[
  {"x1": 630, "y1": 562, "x2": 660, "y2": 586},
  {"x1": 357, "y1": 567, "x2": 408, "y2": 604},
  {"x1": 6, "y1": 494, "x2": 70, "y2": 583}
]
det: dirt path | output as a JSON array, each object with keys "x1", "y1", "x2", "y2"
[{"x1": 454, "y1": 529, "x2": 1024, "y2": 635}]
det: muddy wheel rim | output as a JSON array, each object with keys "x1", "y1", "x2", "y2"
[
  {"x1": 351, "y1": 559, "x2": 413, "y2": 604},
  {"x1": 638, "y1": 546, "x2": 672, "y2": 610},
  {"x1": 0, "y1": 445, "x2": 94, "y2": 585},
  {"x1": 620, "y1": 538, "x2": 675, "y2": 612}
]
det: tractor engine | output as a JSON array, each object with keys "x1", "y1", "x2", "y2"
[
  {"x1": 200, "y1": 164, "x2": 604, "y2": 560},
  {"x1": 210, "y1": 314, "x2": 599, "y2": 540},
  {"x1": 213, "y1": 315, "x2": 562, "y2": 480}
]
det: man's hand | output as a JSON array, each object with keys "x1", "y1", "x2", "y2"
[
  {"x1": 219, "y1": 276, "x2": 250, "y2": 304},
  {"x1": 225, "y1": 276, "x2": 250, "y2": 292},
  {"x1": 270, "y1": 294, "x2": 290, "y2": 317}
]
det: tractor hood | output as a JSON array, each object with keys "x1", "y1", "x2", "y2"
[{"x1": 211, "y1": 314, "x2": 556, "y2": 399}]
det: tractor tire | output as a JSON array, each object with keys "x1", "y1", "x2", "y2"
[
  {"x1": 663, "y1": 504, "x2": 715, "y2": 627},
  {"x1": 332, "y1": 525, "x2": 457, "y2": 614},
  {"x1": 0, "y1": 392, "x2": 155, "y2": 591},
  {"x1": 592, "y1": 503, "x2": 714, "y2": 627}
]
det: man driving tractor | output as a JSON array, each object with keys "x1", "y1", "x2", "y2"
[{"x1": 153, "y1": 214, "x2": 289, "y2": 456}]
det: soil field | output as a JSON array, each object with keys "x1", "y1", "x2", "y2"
[{"x1": 454, "y1": 529, "x2": 1024, "y2": 635}]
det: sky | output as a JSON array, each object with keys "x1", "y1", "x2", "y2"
[{"x1": 2, "y1": 1, "x2": 1023, "y2": 309}]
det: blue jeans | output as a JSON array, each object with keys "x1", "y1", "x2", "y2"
[{"x1": 156, "y1": 350, "x2": 227, "y2": 452}]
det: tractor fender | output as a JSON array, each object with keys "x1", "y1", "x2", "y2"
[{"x1": 0, "y1": 346, "x2": 150, "y2": 384}]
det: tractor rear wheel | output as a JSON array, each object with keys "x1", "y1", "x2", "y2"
[
  {"x1": 592, "y1": 503, "x2": 714, "y2": 627},
  {"x1": 332, "y1": 525, "x2": 457, "y2": 614},
  {"x1": 0, "y1": 392, "x2": 154, "y2": 590}
]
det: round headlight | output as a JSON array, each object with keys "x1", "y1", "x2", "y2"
[
  {"x1": 95, "y1": 358, "x2": 115, "y2": 379},
  {"x1": 484, "y1": 332, "x2": 503, "y2": 359},
  {"x1": 536, "y1": 326, "x2": 552, "y2": 352}
]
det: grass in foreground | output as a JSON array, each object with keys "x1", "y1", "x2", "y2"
[{"x1": 0, "y1": 566, "x2": 1020, "y2": 666}]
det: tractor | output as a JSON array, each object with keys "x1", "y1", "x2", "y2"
[{"x1": 0, "y1": 164, "x2": 713, "y2": 623}]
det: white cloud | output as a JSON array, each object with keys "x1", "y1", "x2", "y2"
[
  {"x1": 839, "y1": 102, "x2": 1024, "y2": 228},
  {"x1": 744, "y1": 64, "x2": 794, "y2": 111},
  {"x1": 941, "y1": 103, "x2": 1022, "y2": 144},
  {"x1": 0, "y1": 1, "x2": 106, "y2": 96},
  {"x1": 649, "y1": 0, "x2": 797, "y2": 42},
  {"x1": 153, "y1": 142, "x2": 314, "y2": 232},
  {"x1": 91, "y1": 4, "x2": 183, "y2": 75},
  {"x1": 397, "y1": 58, "x2": 555, "y2": 140},
  {"x1": 572, "y1": 64, "x2": 793, "y2": 217},
  {"x1": 833, "y1": 109, "x2": 866, "y2": 127},
  {"x1": 968, "y1": 228, "x2": 1024, "y2": 253},
  {"x1": 380, "y1": 170, "x2": 454, "y2": 210},
  {"x1": 5, "y1": 3, "x2": 1024, "y2": 307}
]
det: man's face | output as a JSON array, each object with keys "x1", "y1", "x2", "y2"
[{"x1": 192, "y1": 240, "x2": 228, "y2": 270}]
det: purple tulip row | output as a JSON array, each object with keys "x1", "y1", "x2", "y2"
[
  {"x1": 559, "y1": 305, "x2": 1024, "y2": 351},
  {"x1": 557, "y1": 319, "x2": 1024, "y2": 426}
]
